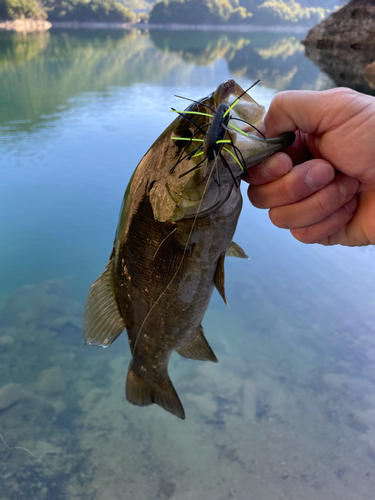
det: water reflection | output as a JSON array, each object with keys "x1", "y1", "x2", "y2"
[
  {"x1": 0, "y1": 28, "x2": 331, "y2": 136},
  {"x1": 151, "y1": 29, "x2": 324, "y2": 91},
  {"x1": 304, "y1": 44, "x2": 375, "y2": 96}
]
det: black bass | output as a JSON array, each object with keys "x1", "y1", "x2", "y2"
[{"x1": 84, "y1": 80, "x2": 294, "y2": 419}]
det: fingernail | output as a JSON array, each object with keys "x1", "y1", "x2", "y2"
[
  {"x1": 305, "y1": 163, "x2": 333, "y2": 189},
  {"x1": 261, "y1": 154, "x2": 290, "y2": 179}
]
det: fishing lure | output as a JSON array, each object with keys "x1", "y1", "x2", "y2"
[{"x1": 170, "y1": 80, "x2": 266, "y2": 188}]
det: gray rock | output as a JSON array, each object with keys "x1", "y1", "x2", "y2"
[
  {"x1": 302, "y1": 0, "x2": 375, "y2": 92},
  {"x1": 35, "y1": 366, "x2": 66, "y2": 395},
  {"x1": 352, "y1": 409, "x2": 375, "y2": 430},
  {"x1": 0, "y1": 383, "x2": 23, "y2": 410},
  {"x1": 303, "y1": 0, "x2": 375, "y2": 50}
]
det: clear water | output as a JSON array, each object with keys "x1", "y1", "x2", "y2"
[{"x1": 1, "y1": 28, "x2": 375, "y2": 500}]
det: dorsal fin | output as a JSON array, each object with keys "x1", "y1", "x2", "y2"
[
  {"x1": 226, "y1": 241, "x2": 249, "y2": 259},
  {"x1": 214, "y1": 252, "x2": 227, "y2": 305},
  {"x1": 176, "y1": 325, "x2": 218, "y2": 362},
  {"x1": 84, "y1": 258, "x2": 126, "y2": 347}
]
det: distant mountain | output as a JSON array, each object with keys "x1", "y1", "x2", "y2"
[
  {"x1": 0, "y1": 0, "x2": 346, "y2": 23},
  {"x1": 43, "y1": 0, "x2": 136, "y2": 22},
  {"x1": 0, "y1": 0, "x2": 136, "y2": 21},
  {"x1": 149, "y1": 0, "x2": 331, "y2": 25}
]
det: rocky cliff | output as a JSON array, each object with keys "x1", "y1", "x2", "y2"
[
  {"x1": 303, "y1": 0, "x2": 375, "y2": 50},
  {"x1": 302, "y1": 0, "x2": 375, "y2": 94}
]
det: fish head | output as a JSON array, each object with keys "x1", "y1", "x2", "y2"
[{"x1": 148, "y1": 80, "x2": 295, "y2": 222}]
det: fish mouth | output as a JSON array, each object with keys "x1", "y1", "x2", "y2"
[
  {"x1": 213, "y1": 81, "x2": 295, "y2": 176},
  {"x1": 223, "y1": 131, "x2": 295, "y2": 177},
  {"x1": 161, "y1": 80, "x2": 295, "y2": 222}
]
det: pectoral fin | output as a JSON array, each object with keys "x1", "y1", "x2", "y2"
[
  {"x1": 214, "y1": 252, "x2": 227, "y2": 305},
  {"x1": 83, "y1": 258, "x2": 126, "y2": 347},
  {"x1": 226, "y1": 241, "x2": 249, "y2": 259},
  {"x1": 176, "y1": 325, "x2": 218, "y2": 363}
]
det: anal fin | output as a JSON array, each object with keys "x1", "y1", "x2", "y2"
[
  {"x1": 84, "y1": 258, "x2": 126, "y2": 347},
  {"x1": 226, "y1": 241, "x2": 249, "y2": 259},
  {"x1": 214, "y1": 252, "x2": 227, "y2": 305},
  {"x1": 176, "y1": 325, "x2": 218, "y2": 363},
  {"x1": 126, "y1": 366, "x2": 185, "y2": 419}
]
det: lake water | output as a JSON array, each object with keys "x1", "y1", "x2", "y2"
[{"x1": 1, "y1": 27, "x2": 375, "y2": 500}]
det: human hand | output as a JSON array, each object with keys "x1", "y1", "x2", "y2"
[{"x1": 244, "y1": 88, "x2": 375, "y2": 246}]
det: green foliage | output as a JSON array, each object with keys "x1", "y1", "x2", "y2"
[
  {"x1": 149, "y1": 0, "x2": 252, "y2": 24},
  {"x1": 149, "y1": 0, "x2": 328, "y2": 24},
  {"x1": 255, "y1": 0, "x2": 325, "y2": 24},
  {"x1": 118, "y1": 0, "x2": 154, "y2": 11},
  {"x1": 43, "y1": 0, "x2": 136, "y2": 22},
  {"x1": 0, "y1": 0, "x2": 46, "y2": 19}
]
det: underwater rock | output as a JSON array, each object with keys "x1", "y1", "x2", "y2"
[
  {"x1": 363, "y1": 363, "x2": 375, "y2": 383},
  {"x1": 323, "y1": 373, "x2": 349, "y2": 389},
  {"x1": 35, "y1": 366, "x2": 66, "y2": 395},
  {"x1": 195, "y1": 363, "x2": 240, "y2": 398},
  {"x1": 363, "y1": 394, "x2": 375, "y2": 409},
  {"x1": 33, "y1": 440, "x2": 62, "y2": 458},
  {"x1": 242, "y1": 380, "x2": 257, "y2": 423},
  {"x1": 352, "y1": 409, "x2": 375, "y2": 430},
  {"x1": 0, "y1": 383, "x2": 43, "y2": 411},
  {"x1": 185, "y1": 393, "x2": 217, "y2": 418},
  {"x1": 51, "y1": 399, "x2": 67, "y2": 414},
  {"x1": 322, "y1": 372, "x2": 367, "y2": 393},
  {"x1": 0, "y1": 383, "x2": 24, "y2": 410},
  {"x1": 0, "y1": 383, "x2": 47, "y2": 412},
  {"x1": 0, "y1": 278, "x2": 83, "y2": 331},
  {"x1": 0, "y1": 328, "x2": 15, "y2": 346}
]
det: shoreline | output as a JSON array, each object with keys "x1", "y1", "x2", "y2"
[
  {"x1": 51, "y1": 21, "x2": 310, "y2": 33},
  {"x1": 0, "y1": 18, "x2": 51, "y2": 32},
  {"x1": 0, "y1": 19, "x2": 311, "y2": 33}
]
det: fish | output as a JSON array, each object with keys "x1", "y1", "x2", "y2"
[{"x1": 84, "y1": 80, "x2": 295, "y2": 419}]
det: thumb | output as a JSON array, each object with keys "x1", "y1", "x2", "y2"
[{"x1": 262, "y1": 88, "x2": 356, "y2": 139}]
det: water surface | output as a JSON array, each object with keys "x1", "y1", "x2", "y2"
[{"x1": 1, "y1": 28, "x2": 375, "y2": 500}]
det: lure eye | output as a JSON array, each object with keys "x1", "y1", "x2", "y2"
[{"x1": 174, "y1": 128, "x2": 193, "y2": 149}]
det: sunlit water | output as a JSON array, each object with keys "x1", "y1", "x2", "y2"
[{"x1": 1, "y1": 28, "x2": 375, "y2": 500}]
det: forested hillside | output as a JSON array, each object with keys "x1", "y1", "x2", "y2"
[
  {"x1": 0, "y1": 0, "x2": 342, "y2": 23},
  {"x1": 0, "y1": 0, "x2": 136, "y2": 21},
  {"x1": 149, "y1": 0, "x2": 329, "y2": 25}
]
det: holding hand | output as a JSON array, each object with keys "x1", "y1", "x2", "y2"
[{"x1": 244, "y1": 88, "x2": 375, "y2": 246}]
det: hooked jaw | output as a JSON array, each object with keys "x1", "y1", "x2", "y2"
[{"x1": 223, "y1": 131, "x2": 295, "y2": 177}]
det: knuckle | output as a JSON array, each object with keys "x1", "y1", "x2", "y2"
[
  {"x1": 247, "y1": 185, "x2": 267, "y2": 208},
  {"x1": 315, "y1": 186, "x2": 342, "y2": 216},
  {"x1": 269, "y1": 207, "x2": 289, "y2": 229}
]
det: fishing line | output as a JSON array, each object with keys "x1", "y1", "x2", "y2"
[
  {"x1": 153, "y1": 227, "x2": 177, "y2": 260},
  {"x1": 174, "y1": 95, "x2": 216, "y2": 114},
  {"x1": 131, "y1": 159, "x2": 217, "y2": 359},
  {"x1": 223, "y1": 79, "x2": 261, "y2": 118}
]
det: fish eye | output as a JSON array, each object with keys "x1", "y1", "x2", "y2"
[{"x1": 174, "y1": 128, "x2": 193, "y2": 149}]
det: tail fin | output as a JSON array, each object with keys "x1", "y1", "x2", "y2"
[{"x1": 126, "y1": 366, "x2": 185, "y2": 420}]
